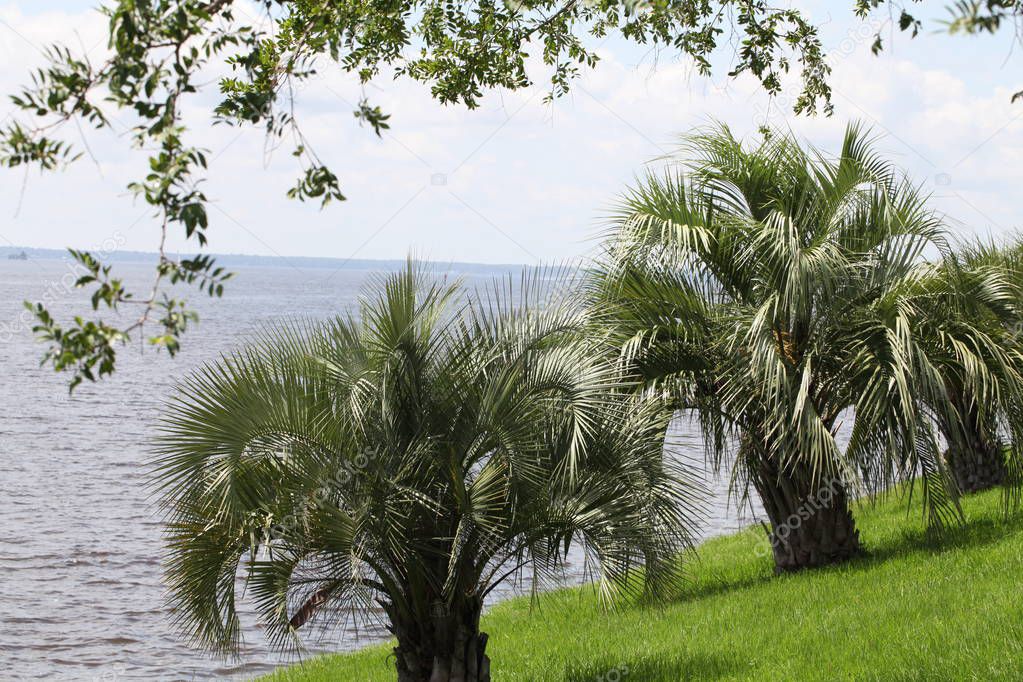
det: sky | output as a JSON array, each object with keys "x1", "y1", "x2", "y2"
[{"x1": 1, "y1": 1, "x2": 1022, "y2": 266}]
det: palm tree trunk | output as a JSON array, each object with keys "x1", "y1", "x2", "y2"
[
  {"x1": 944, "y1": 395, "x2": 1006, "y2": 494},
  {"x1": 946, "y1": 423, "x2": 1006, "y2": 494},
  {"x1": 751, "y1": 455, "x2": 861, "y2": 573},
  {"x1": 386, "y1": 597, "x2": 491, "y2": 682}
]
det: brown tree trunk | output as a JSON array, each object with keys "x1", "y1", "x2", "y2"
[
  {"x1": 943, "y1": 391, "x2": 1006, "y2": 494},
  {"x1": 751, "y1": 455, "x2": 861, "y2": 573},
  {"x1": 386, "y1": 596, "x2": 491, "y2": 682},
  {"x1": 946, "y1": 430, "x2": 1006, "y2": 494}
]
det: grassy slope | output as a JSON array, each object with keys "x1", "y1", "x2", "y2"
[{"x1": 263, "y1": 488, "x2": 1023, "y2": 681}]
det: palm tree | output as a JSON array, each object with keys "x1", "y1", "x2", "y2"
[
  {"x1": 593, "y1": 124, "x2": 1010, "y2": 573},
  {"x1": 152, "y1": 262, "x2": 700, "y2": 682},
  {"x1": 921, "y1": 239, "x2": 1023, "y2": 494}
]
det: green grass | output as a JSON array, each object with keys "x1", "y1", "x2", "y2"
[{"x1": 262, "y1": 488, "x2": 1023, "y2": 681}]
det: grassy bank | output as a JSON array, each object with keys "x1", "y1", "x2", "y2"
[{"x1": 262, "y1": 488, "x2": 1023, "y2": 681}]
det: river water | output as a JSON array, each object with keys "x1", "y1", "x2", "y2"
[{"x1": 0, "y1": 257, "x2": 756, "y2": 681}]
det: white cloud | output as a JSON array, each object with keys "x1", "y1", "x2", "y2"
[{"x1": 0, "y1": 1, "x2": 1022, "y2": 265}]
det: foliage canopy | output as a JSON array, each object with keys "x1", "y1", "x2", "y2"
[
  {"x1": 153, "y1": 262, "x2": 700, "y2": 678},
  {"x1": 593, "y1": 123, "x2": 1023, "y2": 569},
  {"x1": 3, "y1": 0, "x2": 835, "y2": 389}
]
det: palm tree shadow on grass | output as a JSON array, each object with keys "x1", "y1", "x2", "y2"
[
  {"x1": 561, "y1": 652, "x2": 740, "y2": 682},
  {"x1": 536, "y1": 512, "x2": 1019, "y2": 682},
  {"x1": 668, "y1": 511, "x2": 1020, "y2": 604},
  {"x1": 674, "y1": 566, "x2": 776, "y2": 603},
  {"x1": 857, "y1": 514, "x2": 1020, "y2": 565}
]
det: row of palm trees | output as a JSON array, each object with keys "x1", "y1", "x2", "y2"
[
  {"x1": 152, "y1": 124, "x2": 1023, "y2": 682},
  {"x1": 593, "y1": 124, "x2": 1023, "y2": 571}
]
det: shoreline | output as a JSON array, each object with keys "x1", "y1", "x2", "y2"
[{"x1": 258, "y1": 486, "x2": 1023, "y2": 681}]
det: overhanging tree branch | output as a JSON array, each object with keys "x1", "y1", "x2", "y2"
[{"x1": 3, "y1": 0, "x2": 836, "y2": 390}]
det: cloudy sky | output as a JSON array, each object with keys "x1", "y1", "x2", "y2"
[{"x1": 1, "y1": 0, "x2": 1021, "y2": 265}]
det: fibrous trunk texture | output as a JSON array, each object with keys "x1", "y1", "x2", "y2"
[
  {"x1": 387, "y1": 596, "x2": 490, "y2": 682},
  {"x1": 944, "y1": 393, "x2": 1006, "y2": 494},
  {"x1": 947, "y1": 437, "x2": 1006, "y2": 494},
  {"x1": 752, "y1": 456, "x2": 861, "y2": 573}
]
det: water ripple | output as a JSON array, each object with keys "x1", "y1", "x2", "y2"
[{"x1": 0, "y1": 260, "x2": 755, "y2": 680}]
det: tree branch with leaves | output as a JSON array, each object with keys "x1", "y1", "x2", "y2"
[{"x1": 3, "y1": 0, "x2": 836, "y2": 390}]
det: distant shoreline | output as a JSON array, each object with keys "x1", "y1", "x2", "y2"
[{"x1": 0, "y1": 246, "x2": 556, "y2": 274}]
